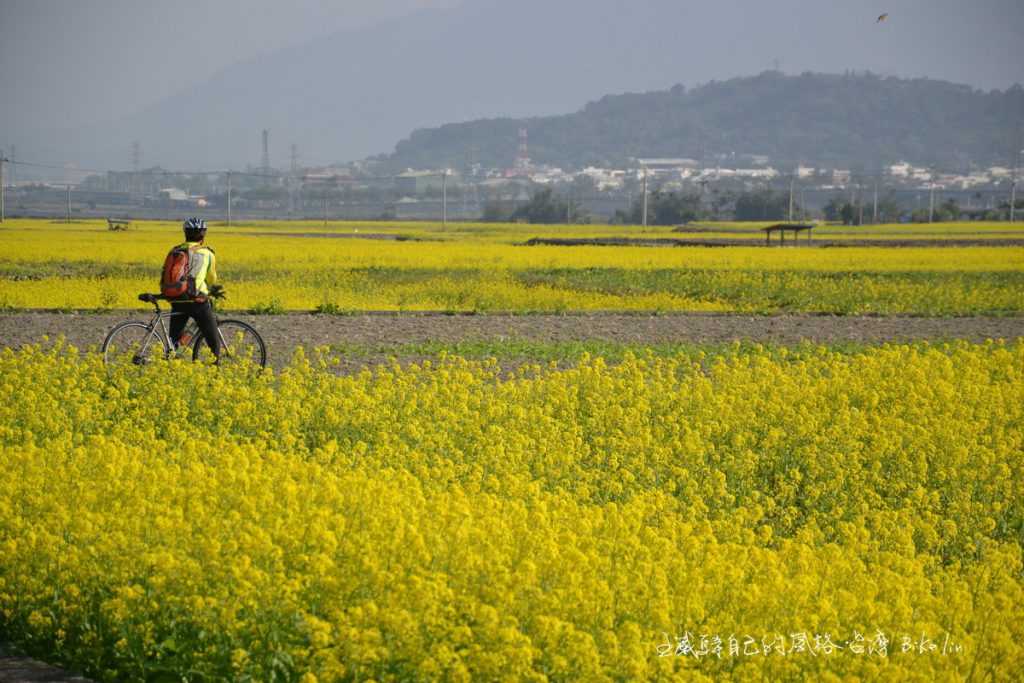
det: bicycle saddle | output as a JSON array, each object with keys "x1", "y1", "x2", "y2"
[{"x1": 138, "y1": 293, "x2": 160, "y2": 303}]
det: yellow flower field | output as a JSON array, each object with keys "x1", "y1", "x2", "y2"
[
  {"x1": 1, "y1": 341, "x2": 1022, "y2": 680},
  {"x1": 1, "y1": 219, "x2": 1022, "y2": 313}
]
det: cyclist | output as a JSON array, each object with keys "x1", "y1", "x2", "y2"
[{"x1": 166, "y1": 217, "x2": 221, "y2": 359}]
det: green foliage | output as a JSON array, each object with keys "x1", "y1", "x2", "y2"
[
  {"x1": 313, "y1": 302, "x2": 356, "y2": 316},
  {"x1": 481, "y1": 199, "x2": 517, "y2": 222},
  {"x1": 242, "y1": 186, "x2": 289, "y2": 202},
  {"x1": 249, "y1": 299, "x2": 285, "y2": 315},
  {"x1": 508, "y1": 187, "x2": 583, "y2": 224},
  {"x1": 824, "y1": 197, "x2": 858, "y2": 225},
  {"x1": 911, "y1": 199, "x2": 963, "y2": 223},
  {"x1": 733, "y1": 189, "x2": 794, "y2": 221},
  {"x1": 616, "y1": 191, "x2": 704, "y2": 225}
]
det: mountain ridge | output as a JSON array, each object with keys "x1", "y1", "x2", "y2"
[
  {"x1": 12, "y1": 0, "x2": 1024, "y2": 173},
  {"x1": 380, "y1": 71, "x2": 1024, "y2": 172}
]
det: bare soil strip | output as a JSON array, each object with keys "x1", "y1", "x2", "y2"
[
  {"x1": 523, "y1": 236, "x2": 1024, "y2": 248},
  {"x1": 3, "y1": 312, "x2": 1022, "y2": 356}
]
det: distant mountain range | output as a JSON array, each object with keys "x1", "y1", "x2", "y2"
[
  {"x1": 380, "y1": 71, "x2": 1024, "y2": 172},
  {"x1": 14, "y1": 0, "x2": 1024, "y2": 175}
]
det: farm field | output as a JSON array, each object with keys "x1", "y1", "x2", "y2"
[
  {"x1": 1, "y1": 219, "x2": 1023, "y2": 315},
  {"x1": 2, "y1": 340, "x2": 1022, "y2": 680},
  {"x1": 2, "y1": 216, "x2": 1023, "y2": 681}
]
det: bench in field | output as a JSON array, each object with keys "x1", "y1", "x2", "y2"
[{"x1": 107, "y1": 218, "x2": 131, "y2": 231}]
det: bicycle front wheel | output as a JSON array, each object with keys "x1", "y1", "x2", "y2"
[
  {"x1": 102, "y1": 321, "x2": 165, "y2": 368},
  {"x1": 193, "y1": 319, "x2": 267, "y2": 368}
]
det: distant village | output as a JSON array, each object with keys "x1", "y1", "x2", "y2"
[{"x1": 4, "y1": 143, "x2": 1021, "y2": 223}]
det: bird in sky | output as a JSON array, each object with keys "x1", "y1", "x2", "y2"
[{"x1": 877, "y1": 13, "x2": 889, "y2": 23}]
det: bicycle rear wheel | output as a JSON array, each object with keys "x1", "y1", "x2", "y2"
[
  {"x1": 102, "y1": 322, "x2": 165, "y2": 368},
  {"x1": 193, "y1": 319, "x2": 267, "y2": 368}
]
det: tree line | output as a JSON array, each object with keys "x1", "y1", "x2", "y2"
[{"x1": 483, "y1": 187, "x2": 1024, "y2": 224}]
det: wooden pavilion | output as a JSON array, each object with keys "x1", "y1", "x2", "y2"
[{"x1": 762, "y1": 223, "x2": 815, "y2": 245}]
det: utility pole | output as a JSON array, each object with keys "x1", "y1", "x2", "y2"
[
  {"x1": 7, "y1": 145, "x2": 13, "y2": 187},
  {"x1": 287, "y1": 145, "x2": 300, "y2": 216},
  {"x1": 641, "y1": 165, "x2": 648, "y2": 227},
  {"x1": 1011, "y1": 129, "x2": 1023, "y2": 223},
  {"x1": 441, "y1": 170, "x2": 448, "y2": 227},
  {"x1": 226, "y1": 171, "x2": 232, "y2": 226},
  {"x1": 1011, "y1": 145, "x2": 1021, "y2": 223},
  {"x1": 261, "y1": 129, "x2": 270, "y2": 176},
  {"x1": 788, "y1": 175, "x2": 795, "y2": 221},
  {"x1": 66, "y1": 184, "x2": 71, "y2": 223},
  {"x1": 0, "y1": 155, "x2": 6, "y2": 223},
  {"x1": 1012, "y1": 174, "x2": 1018, "y2": 223},
  {"x1": 566, "y1": 185, "x2": 572, "y2": 225},
  {"x1": 928, "y1": 181, "x2": 935, "y2": 223},
  {"x1": 873, "y1": 181, "x2": 879, "y2": 224}
]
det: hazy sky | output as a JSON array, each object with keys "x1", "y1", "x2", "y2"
[
  {"x1": 0, "y1": 0, "x2": 459, "y2": 131},
  {"x1": 3, "y1": 0, "x2": 1022, "y2": 132},
  {"x1": 2, "y1": 0, "x2": 1022, "y2": 171}
]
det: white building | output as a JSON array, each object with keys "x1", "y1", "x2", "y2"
[
  {"x1": 888, "y1": 162, "x2": 912, "y2": 177},
  {"x1": 158, "y1": 188, "x2": 188, "y2": 202},
  {"x1": 579, "y1": 167, "x2": 626, "y2": 191}
]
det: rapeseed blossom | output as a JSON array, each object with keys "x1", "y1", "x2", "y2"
[
  {"x1": 1, "y1": 340, "x2": 1021, "y2": 679},
  {"x1": 1, "y1": 220, "x2": 1021, "y2": 313}
]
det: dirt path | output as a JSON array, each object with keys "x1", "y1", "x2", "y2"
[
  {"x1": 0, "y1": 644, "x2": 90, "y2": 682},
  {"x1": 4, "y1": 311, "x2": 1023, "y2": 355}
]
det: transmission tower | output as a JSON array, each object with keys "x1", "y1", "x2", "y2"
[
  {"x1": 515, "y1": 127, "x2": 530, "y2": 174},
  {"x1": 290, "y1": 143, "x2": 299, "y2": 174},
  {"x1": 261, "y1": 129, "x2": 270, "y2": 176},
  {"x1": 464, "y1": 144, "x2": 480, "y2": 177}
]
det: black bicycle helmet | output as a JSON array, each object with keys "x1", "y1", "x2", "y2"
[{"x1": 183, "y1": 217, "x2": 207, "y2": 241}]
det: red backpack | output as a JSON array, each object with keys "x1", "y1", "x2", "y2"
[{"x1": 160, "y1": 245, "x2": 197, "y2": 299}]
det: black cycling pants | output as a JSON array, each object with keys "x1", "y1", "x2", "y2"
[{"x1": 169, "y1": 300, "x2": 221, "y2": 357}]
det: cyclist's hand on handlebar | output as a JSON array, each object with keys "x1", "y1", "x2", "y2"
[{"x1": 209, "y1": 284, "x2": 226, "y2": 300}]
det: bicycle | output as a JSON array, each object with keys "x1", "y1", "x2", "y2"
[{"x1": 101, "y1": 293, "x2": 267, "y2": 369}]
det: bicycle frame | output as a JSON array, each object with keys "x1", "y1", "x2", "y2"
[
  {"x1": 138, "y1": 311, "x2": 191, "y2": 357},
  {"x1": 135, "y1": 297, "x2": 206, "y2": 359}
]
